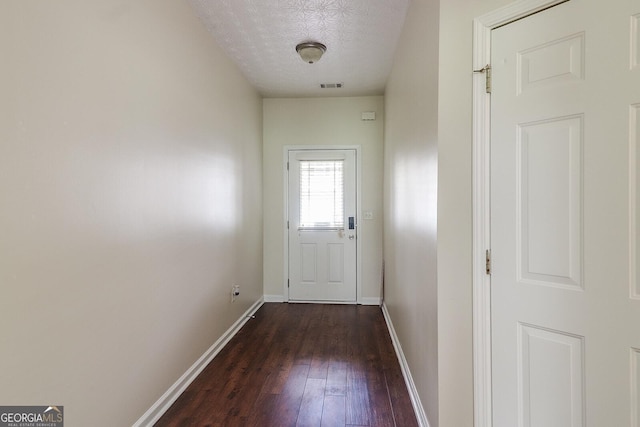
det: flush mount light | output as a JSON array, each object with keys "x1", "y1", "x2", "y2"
[{"x1": 295, "y1": 42, "x2": 327, "y2": 64}]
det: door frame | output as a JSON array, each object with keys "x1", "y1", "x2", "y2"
[
  {"x1": 283, "y1": 145, "x2": 362, "y2": 303},
  {"x1": 471, "y1": 1, "x2": 570, "y2": 426}
]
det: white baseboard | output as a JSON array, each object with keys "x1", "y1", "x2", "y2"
[
  {"x1": 263, "y1": 294, "x2": 285, "y2": 303},
  {"x1": 133, "y1": 298, "x2": 264, "y2": 427},
  {"x1": 381, "y1": 302, "x2": 430, "y2": 427},
  {"x1": 265, "y1": 295, "x2": 380, "y2": 305},
  {"x1": 288, "y1": 300, "x2": 356, "y2": 304},
  {"x1": 359, "y1": 297, "x2": 382, "y2": 306}
]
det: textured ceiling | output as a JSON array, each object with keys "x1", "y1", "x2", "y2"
[{"x1": 187, "y1": 0, "x2": 410, "y2": 98}]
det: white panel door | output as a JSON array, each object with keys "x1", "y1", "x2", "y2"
[
  {"x1": 491, "y1": 1, "x2": 640, "y2": 426},
  {"x1": 288, "y1": 149, "x2": 357, "y2": 302}
]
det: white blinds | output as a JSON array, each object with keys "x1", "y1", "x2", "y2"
[{"x1": 299, "y1": 160, "x2": 344, "y2": 229}]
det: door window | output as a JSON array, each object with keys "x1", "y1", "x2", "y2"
[{"x1": 299, "y1": 160, "x2": 344, "y2": 229}]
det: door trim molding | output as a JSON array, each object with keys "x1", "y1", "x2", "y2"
[
  {"x1": 283, "y1": 145, "x2": 362, "y2": 303},
  {"x1": 471, "y1": 1, "x2": 569, "y2": 426}
]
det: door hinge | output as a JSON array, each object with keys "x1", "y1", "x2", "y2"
[
  {"x1": 485, "y1": 249, "x2": 492, "y2": 275},
  {"x1": 287, "y1": 220, "x2": 289, "y2": 229},
  {"x1": 287, "y1": 279, "x2": 290, "y2": 288},
  {"x1": 287, "y1": 161, "x2": 289, "y2": 171},
  {"x1": 474, "y1": 64, "x2": 492, "y2": 94}
]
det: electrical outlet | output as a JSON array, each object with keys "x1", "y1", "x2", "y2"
[{"x1": 231, "y1": 284, "x2": 240, "y2": 302}]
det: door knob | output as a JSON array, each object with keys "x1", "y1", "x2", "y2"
[{"x1": 348, "y1": 235, "x2": 355, "y2": 240}]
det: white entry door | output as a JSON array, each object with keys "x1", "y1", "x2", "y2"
[
  {"x1": 491, "y1": 1, "x2": 640, "y2": 426},
  {"x1": 287, "y1": 149, "x2": 357, "y2": 302}
]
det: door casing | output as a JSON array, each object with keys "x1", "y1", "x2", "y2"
[
  {"x1": 283, "y1": 145, "x2": 362, "y2": 303},
  {"x1": 471, "y1": 1, "x2": 570, "y2": 426}
]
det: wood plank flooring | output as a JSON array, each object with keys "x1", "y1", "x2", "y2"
[{"x1": 155, "y1": 303, "x2": 419, "y2": 427}]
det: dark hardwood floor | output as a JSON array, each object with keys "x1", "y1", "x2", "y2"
[{"x1": 155, "y1": 303, "x2": 419, "y2": 427}]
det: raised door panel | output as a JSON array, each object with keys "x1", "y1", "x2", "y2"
[
  {"x1": 632, "y1": 14, "x2": 640, "y2": 70},
  {"x1": 517, "y1": 115, "x2": 583, "y2": 290},
  {"x1": 632, "y1": 104, "x2": 640, "y2": 299},
  {"x1": 518, "y1": 324, "x2": 584, "y2": 427},
  {"x1": 633, "y1": 348, "x2": 640, "y2": 427},
  {"x1": 300, "y1": 243, "x2": 318, "y2": 284},
  {"x1": 517, "y1": 33, "x2": 585, "y2": 95},
  {"x1": 327, "y1": 243, "x2": 344, "y2": 284}
]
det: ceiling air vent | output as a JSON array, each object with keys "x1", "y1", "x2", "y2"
[{"x1": 320, "y1": 83, "x2": 343, "y2": 89}]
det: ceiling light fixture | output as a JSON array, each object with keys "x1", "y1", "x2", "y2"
[{"x1": 295, "y1": 42, "x2": 327, "y2": 64}]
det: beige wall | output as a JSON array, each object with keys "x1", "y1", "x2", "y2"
[
  {"x1": 387, "y1": 0, "x2": 522, "y2": 425},
  {"x1": 383, "y1": 0, "x2": 440, "y2": 425},
  {"x1": 0, "y1": 1, "x2": 263, "y2": 426},
  {"x1": 263, "y1": 97, "x2": 384, "y2": 303},
  {"x1": 437, "y1": 0, "x2": 512, "y2": 426}
]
